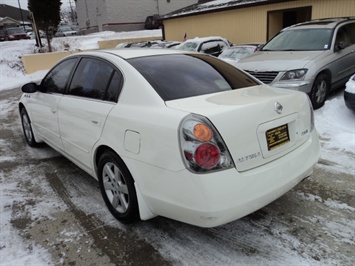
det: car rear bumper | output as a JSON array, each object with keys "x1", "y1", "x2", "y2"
[
  {"x1": 344, "y1": 91, "x2": 355, "y2": 111},
  {"x1": 133, "y1": 129, "x2": 320, "y2": 227}
]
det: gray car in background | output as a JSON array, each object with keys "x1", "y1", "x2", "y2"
[
  {"x1": 236, "y1": 17, "x2": 355, "y2": 109},
  {"x1": 55, "y1": 25, "x2": 78, "y2": 37}
]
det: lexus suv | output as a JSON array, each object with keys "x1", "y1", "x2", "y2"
[{"x1": 236, "y1": 17, "x2": 355, "y2": 109}]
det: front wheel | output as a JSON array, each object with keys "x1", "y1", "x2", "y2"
[
  {"x1": 309, "y1": 73, "x2": 330, "y2": 109},
  {"x1": 20, "y1": 108, "x2": 39, "y2": 147},
  {"x1": 98, "y1": 151, "x2": 139, "y2": 224}
]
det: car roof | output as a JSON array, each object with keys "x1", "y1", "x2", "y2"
[
  {"x1": 230, "y1": 43, "x2": 261, "y2": 48},
  {"x1": 185, "y1": 36, "x2": 228, "y2": 43},
  {"x1": 76, "y1": 48, "x2": 194, "y2": 60},
  {"x1": 283, "y1": 17, "x2": 355, "y2": 31}
]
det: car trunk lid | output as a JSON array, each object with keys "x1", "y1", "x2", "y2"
[{"x1": 166, "y1": 85, "x2": 312, "y2": 172}]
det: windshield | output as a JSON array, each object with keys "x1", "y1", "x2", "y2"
[
  {"x1": 262, "y1": 29, "x2": 332, "y2": 51},
  {"x1": 175, "y1": 42, "x2": 198, "y2": 51},
  {"x1": 7, "y1": 28, "x2": 25, "y2": 34},
  {"x1": 219, "y1": 47, "x2": 255, "y2": 60},
  {"x1": 59, "y1": 26, "x2": 73, "y2": 32}
]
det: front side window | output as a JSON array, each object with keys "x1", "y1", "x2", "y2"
[
  {"x1": 41, "y1": 58, "x2": 77, "y2": 94},
  {"x1": 335, "y1": 24, "x2": 354, "y2": 48},
  {"x1": 262, "y1": 29, "x2": 332, "y2": 51},
  {"x1": 345, "y1": 23, "x2": 355, "y2": 45},
  {"x1": 128, "y1": 54, "x2": 258, "y2": 101},
  {"x1": 69, "y1": 58, "x2": 114, "y2": 100}
]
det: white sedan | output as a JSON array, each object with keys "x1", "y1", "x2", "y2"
[
  {"x1": 19, "y1": 49, "x2": 320, "y2": 228},
  {"x1": 344, "y1": 74, "x2": 355, "y2": 112}
]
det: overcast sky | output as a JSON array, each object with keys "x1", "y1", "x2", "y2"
[{"x1": 0, "y1": 0, "x2": 73, "y2": 10}]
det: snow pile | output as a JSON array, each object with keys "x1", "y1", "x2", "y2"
[{"x1": 315, "y1": 97, "x2": 355, "y2": 154}]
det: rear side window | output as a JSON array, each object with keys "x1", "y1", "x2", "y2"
[
  {"x1": 69, "y1": 58, "x2": 114, "y2": 100},
  {"x1": 41, "y1": 58, "x2": 77, "y2": 94},
  {"x1": 106, "y1": 71, "x2": 123, "y2": 102},
  {"x1": 128, "y1": 54, "x2": 258, "y2": 101}
]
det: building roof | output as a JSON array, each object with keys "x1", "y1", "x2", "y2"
[
  {"x1": 0, "y1": 4, "x2": 30, "y2": 22},
  {"x1": 161, "y1": 0, "x2": 294, "y2": 19},
  {"x1": 0, "y1": 16, "x2": 20, "y2": 26}
]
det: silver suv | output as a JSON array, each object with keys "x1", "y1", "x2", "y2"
[{"x1": 236, "y1": 17, "x2": 355, "y2": 109}]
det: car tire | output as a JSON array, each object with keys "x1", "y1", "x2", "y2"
[
  {"x1": 309, "y1": 73, "x2": 330, "y2": 109},
  {"x1": 98, "y1": 151, "x2": 139, "y2": 224},
  {"x1": 20, "y1": 108, "x2": 39, "y2": 147}
]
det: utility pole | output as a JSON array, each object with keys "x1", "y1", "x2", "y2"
[
  {"x1": 30, "y1": 11, "x2": 43, "y2": 47},
  {"x1": 68, "y1": 0, "x2": 75, "y2": 24},
  {"x1": 17, "y1": 0, "x2": 25, "y2": 31},
  {"x1": 157, "y1": 0, "x2": 160, "y2": 15}
]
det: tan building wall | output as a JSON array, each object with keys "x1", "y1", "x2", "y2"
[
  {"x1": 22, "y1": 51, "x2": 80, "y2": 75},
  {"x1": 22, "y1": 36, "x2": 162, "y2": 74},
  {"x1": 163, "y1": 0, "x2": 355, "y2": 44}
]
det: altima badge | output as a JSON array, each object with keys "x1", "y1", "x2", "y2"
[{"x1": 275, "y1": 102, "x2": 283, "y2": 114}]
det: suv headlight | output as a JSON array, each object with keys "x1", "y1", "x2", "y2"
[{"x1": 280, "y1": 69, "x2": 308, "y2": 81}]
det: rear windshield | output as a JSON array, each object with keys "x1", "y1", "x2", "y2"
[{"x1": 128, "y1": 54, "x2": 258, "y2": 101}]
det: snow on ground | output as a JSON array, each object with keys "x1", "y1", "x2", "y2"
[
  {"x1": 0, "y1": 30, "x2": 162, "y2": 91},
  {"x1": 0, "y1": 31, "x2": 354, "y2": 265},
  {"x1": 315, "y1": 95, "x2": 355, "y2": 175}
]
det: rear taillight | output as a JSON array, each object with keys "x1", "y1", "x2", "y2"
[{"x1": 179, "y1": 114, "x2": 234, "y2": 173}]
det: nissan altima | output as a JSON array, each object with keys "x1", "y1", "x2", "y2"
[{"x1": 19, "y1": 49, "x2": 320, "y2": 228}]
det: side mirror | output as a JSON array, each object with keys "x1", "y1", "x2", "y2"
[
  {"x1": 335, "y1": 41, "x2": 346, "y2": 52},
  {"x1": 21, "y1": 82, "x2": 39, "y2": 93},
  {"x1": 256, "y1": 44, "x2": 264, "y2": 51}
]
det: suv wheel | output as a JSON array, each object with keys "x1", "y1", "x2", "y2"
[{"x1": 309, "y1": 73, "x2": 329, "y2": 109}]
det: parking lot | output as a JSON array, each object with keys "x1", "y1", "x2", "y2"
[{"x1": 1, "y1": 87, "x2": 354, "y2": 265}]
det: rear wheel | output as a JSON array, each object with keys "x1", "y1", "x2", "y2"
[
  {"x1": 98, "y1": 151, "x2": 139, "y2": 224},
  {"x1": 309, "y1": 73, "x2": 330, "y2": 109},
  {"x1": 20, "y1": 108, "x2": 39, "y2": 147}
]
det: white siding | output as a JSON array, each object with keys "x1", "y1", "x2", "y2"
[
  {"x1": 76, "y1": 0, "x2": 108, "y2": 33},
  {"x1": 105, "y1": 0, "x2": 157, "y2": 25},
  {"x1": 76, "y1": 0, "x2": 197, "y2": 34}
]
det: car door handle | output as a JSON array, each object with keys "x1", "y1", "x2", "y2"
[
  {"x1": 51, "y1": 109, "x2": 57, "y2": 114},
  {"x1": 91, "y1": 120, "x2": 99, "y2": 125}
]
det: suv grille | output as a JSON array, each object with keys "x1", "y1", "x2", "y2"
[{"x1": 245, "y1": 70, "x2": 279, "y2": 84}]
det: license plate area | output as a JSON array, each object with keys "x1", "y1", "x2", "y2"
[{"x1": 266, "y1": 124, "x2": 290, "y2": 151}]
